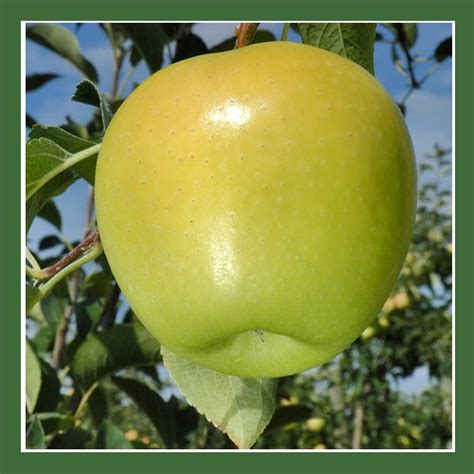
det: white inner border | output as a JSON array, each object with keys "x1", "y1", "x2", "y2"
[{"x1": 20, "y1": 20, "x2": 455, "y2": 454}]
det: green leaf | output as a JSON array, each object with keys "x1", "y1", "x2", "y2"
[
  {"x1": 26, "y1": 136, "x2": 98, "y2": 206},
  {"x1": 210, "y1": 30, "x2": 276, "y2": 53},
  {"x1": 37, "y1": 200, "x2": 62, "y2": 230},
  {"x1": 162, "y1": 348, "x2": 277, "y2": 449},
  {"x1": 25, "y1": 139, "x2": 78, "y2": 232},
  {"x1": 298, "y1": 23, "x2": 376, "y2": 74},
  {"x1": 173, "y1": 33, "x2": 208, "y2": 62},
  {"x1": 385, "y1": 23, "x2": 418, "y2": 49},
  {"x1": 26, "y1": 24, "x2": 98, "y2": 82},
  {"x1": 118, "y1": 23, "x2": 167, "y2": 73},
  {"x1": 26, "y1": 114, "x2": 37, "y2": 129},
  {"x1": 49, "y1": 428, "x2": 92, "y2": 449},
  {"x1": 26, "y1": 138, "x2": 71, "y2": 199},
  {"x1": 112, "y1": 376, "x2": 176, "y2": 448},
  {"x1": 71, "y1": 323, "x2": 161, "y2": 388},
  {"x1": 26, "y1": 341, "x2": 42, "y2": 413},
  {"x1": 38, "y1": 234, "x2": 63, "y2": 251},
  {"x1": 87, "y1": 385, "x2": 109, "y2": 427},
  {"x1": 94, "y1": 421, "x2": 133, "y2": 449},
  {"x1": 265, "y1": 405, "x2": 312, "y2": 432},
  {"x1": 32, "y1": 412, "x2": 74, "y2": 435},
  {"x1": 26, "y1": 283, "x2": 43, "y2": 314},
  {"x1": 35, "y1": 361, "x2": 61, "y2": 412},
  {"x1": 41, "y1": 292, "x2": 67, "y2": 330},
  {"x1": 29, "y1": 124, "x2": 95, "y2": 154},
  {"x1": 26, "y1": 415, "x2": 45, "y2": 448},
  {"x1": 26, "y1": 73, "x2": 59, "y2": 92},
  {"x1": 435, "y1": 37, "x2": 452, "y2": 62},
  {"x1": 401, "y1": 23, "x2": 418, "y2": 49},
  {"x1": 72, "y1": 79, "x2": 113, "y2": 132},
  {"x1": 31, "y1": 325, "x2": 55, "y2": 353}
]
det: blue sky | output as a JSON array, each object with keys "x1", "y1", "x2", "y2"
[{"x1": 26, "y1": 22, "x2": 452, "y2": 394}]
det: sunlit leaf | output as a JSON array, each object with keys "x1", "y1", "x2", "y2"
[
  {"x1": 162, "y1": 348, "x2": 277, "y2": 449},
  {"x1": 298, "y1": 23, "x2": 376, "y2": 74}
]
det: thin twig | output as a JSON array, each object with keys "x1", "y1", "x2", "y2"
[
  {"x1": 234, "y1": 23, "x2": 260, "y2": 49},
  {"x1": 111, "y1": 47, "x2": 124, "y2": 100},
  {"x1": 52, "y1": 303, "x2": 75, "y2": 369},
  {"x1": 352, "y1": 402, "x2": 364, "y2": 449},
  {"x1": 28, "y1": 229, "x2": 100, "y2": 281},
  {"x1": 52, "y1": 189, "x2": 99, "y2": 368},
  {"x1": 97, "y1": 283, "x2": 121, "y2": 330}
]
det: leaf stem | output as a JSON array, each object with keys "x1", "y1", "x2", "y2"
[
  {"x1": 26, "y1": 247, "x2": 41, "y2": 271},
  {"x1": 280, "y1": 23, "x2": 290, "y2": 41},
  {"x1": 73, "y1": 380, "x2": 100, "y2": 419},
  {"x1": 26, "y1": 143, "x2": 101, "y2": 202}
]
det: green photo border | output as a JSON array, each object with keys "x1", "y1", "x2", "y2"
[{"x1": 1, "y1": 0, "x2": 472, "y2": 472}]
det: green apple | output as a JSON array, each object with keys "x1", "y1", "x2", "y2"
[{"x1": 95, "y1": 41, "x2": 417, "y2": 378}]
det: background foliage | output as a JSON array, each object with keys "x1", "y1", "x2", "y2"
[{"x1": 25, "y1": 22, "x2": 452, "y2": 450}]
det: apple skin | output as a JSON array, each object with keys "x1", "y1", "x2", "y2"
[{"x1": 95, "y1": 42, "x2": 417, "y2": 378}]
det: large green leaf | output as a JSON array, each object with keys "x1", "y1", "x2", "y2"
[
  {"x1": 94, "y1": 421, "x2": 133, "y2": 449},
  {"x1": 112, "y1": 376, "x2": 176, "y2": 448},
  {"x1": 71, "y1": 323, "x2": 161, "y2": 388},
  {"x1": 162, "y1": 348, "x2": 277, "y2": 449},
  {"x1": 26, "y1": 135, "x2": 98, "y2": 212},
  {"x1": 26, "y1": 24, "x2": 98, "y2": 82},
  {"x1": 26, "y1": 341, "x2": 42, "y2": 413},
  {"x1": 298, "y1": 23, "x2": 377, "y2": 74},
  {"x1": 25, "y1": 139, "x2": 78, "y2": 232},
  {"x1": 26, "y1": 138, "x2": 71, "y2": 199}
]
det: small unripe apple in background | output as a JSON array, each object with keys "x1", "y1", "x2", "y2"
[
  {"x1": 306, "y1": 417, "x2": 326, "y2": 432},
  {"x1": 95, "y1": 42, "x2": 417, "y2": 378}
]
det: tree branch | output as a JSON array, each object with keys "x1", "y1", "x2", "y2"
[{"x1": 234, "y1": 23, "x2": 260, "y2": 49}]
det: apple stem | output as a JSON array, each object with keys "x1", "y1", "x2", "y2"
[{"x1": 234, "y1": 23, "x2": 260, "y2": 49}]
